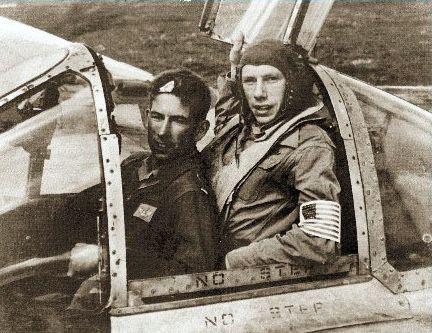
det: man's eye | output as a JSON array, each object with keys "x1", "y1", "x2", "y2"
[
  {"x1": 150, "y1": 112, "x2": 163, "y2": 120},
  {"x1": 173, "y1": 117, "x2": 189, "y2": 125},
  {"x1": 265, "y1": 76, "x2": 280, "y2": 82},
  {"x1": 242, "y1": 77, "x2": 256, "y2": 85}
]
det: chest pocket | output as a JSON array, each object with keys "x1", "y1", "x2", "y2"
[{"x1": 237, "y1": 152, "x2": 286, "y2": 202}]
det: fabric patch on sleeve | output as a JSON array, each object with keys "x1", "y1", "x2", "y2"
[
  {"x1": 298, "y1": 200, "x2": 341, "y2": 243},
  {"x1": 133, "y1": 203, "x2": 157, "y2": 223}
]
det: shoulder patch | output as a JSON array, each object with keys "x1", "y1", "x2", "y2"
[{"x1": 133, "y1": 203, "x2": 157, "y2": 223}]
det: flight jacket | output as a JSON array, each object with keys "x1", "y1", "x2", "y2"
[
  {"x1": 206, "y1": 77, "x2": 341, "y2": 269},
  {"x1": 122, "y1": 151, "x2": 217, "y2": 278}
]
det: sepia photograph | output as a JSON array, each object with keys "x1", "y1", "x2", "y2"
[{"x1": 0, "y1": 0, "x2": 431, "y2": 332}]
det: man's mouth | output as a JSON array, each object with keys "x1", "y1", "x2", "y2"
[
  {"x1": 150, "y1": 136, "x2": 171, "y2": 151},
  {"x1": 155, "y1": 141, "x2": 167, "y2": 149},
  {"x1": 154, "y1": 141, "x2": 171, "y2": 151},
  {"x1": 253, "y1": 105, "x2": 273, "y2": 112}
]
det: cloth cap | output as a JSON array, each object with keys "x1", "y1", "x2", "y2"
[
  {"x1": 149, "y1": 68, "x2": 211, "y2": 122},
  {"x1": 239, "y1": 40, "x2": 305, "y2": 80}
]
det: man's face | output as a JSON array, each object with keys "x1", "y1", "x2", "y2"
[
  {"x1": 241, "y1": 64, "x2": 286, "y2": 125},
  {"x1": 147, "y1": 94, "x2": 196, "y2": 162}
]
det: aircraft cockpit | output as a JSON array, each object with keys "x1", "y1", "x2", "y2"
[
  {"x1": 0, "y1": 70, "x2": 103, "y2": 271},
  {"x1": 0, "y1": 2, "x2": 431, "y2": 332}
]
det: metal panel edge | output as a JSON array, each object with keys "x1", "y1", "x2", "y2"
[
  {"x1": 80, "y1": 45, "x2": 128, "y2": 306},
  {"x1": 116, "y1": 275, "x2": 372, "y2": 316},
  {"x1": 129, "y1": 255, "x2": 357, "y2": 303},
  {"x1": 312, "y1": 65, "x2": 370, "y2": 275},
  {"x1": 322, "y1": 68, "x2": 403, "y2": 293},
  {"x1": 100, "y1": 134, "x2": 127, "y2": 307},
  {"x1": 111, "y1": 279, "x2": 411, "y2": 333}
]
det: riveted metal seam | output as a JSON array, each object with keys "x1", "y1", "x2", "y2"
[
  {"x1": 100, "y1": 134, "x2": 127, "y2": 307},
  {"x1": 330, "y1": 71, "x2": 402, "y2": 293},
  {"x1": 313, "y1": 65, "x2": 370, "y2": 275}
]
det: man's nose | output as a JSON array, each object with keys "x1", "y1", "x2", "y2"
[
  {"x1": 253, "y1": 79, "x2": 266, "y2": 99},
  {"x1": 158, "y1": 118, "x2": 170, "y2": 136}
]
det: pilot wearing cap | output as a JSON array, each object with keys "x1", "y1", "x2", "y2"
[
  {"x1": 122, "y1": 68, "x2": 217, "y2": 278},
  {"x1": 69, "y1": 69, "x2": 217, "y2": 282},
  {"x1": 206, "y1": 36, "x2": 341, "y2": 269}
]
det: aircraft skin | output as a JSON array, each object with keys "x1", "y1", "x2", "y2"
[{"x1": 0, "y1": 3, "x2": 431, "y2": 331}]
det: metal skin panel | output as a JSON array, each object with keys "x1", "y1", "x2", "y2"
[
  {"x1": 401, "y1": 267, "x2": 432, "y2": 293},
  {"x1": 322, "y1": 287, "x2": 432, "y2": 333},
  {"x1": 312, "y1": 65, "x2": 370, "y2": 275},
  {"x1": 111, "y1": 279, "x2": 411, "y2": 333},
  {"x1": 129, "y1": 255, "x2": 357, "y2": 304}
]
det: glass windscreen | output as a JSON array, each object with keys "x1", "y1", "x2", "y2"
[
  {"x1": 348, "y1": 80, "x2": 432, "y2": 271},
  {"x1": 111, "y1": 83, "x2": 149, "y2": 161},
  {"x1": 0, "y1": 73, "x2": 102, "y2": 267},
  {"x1": 210, "y1": 0, "x2": 297, "y2": 44},
  {"x1": 201, "y1": 0, "x2": 334, "y2": 51}
]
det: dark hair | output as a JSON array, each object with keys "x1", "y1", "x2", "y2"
[{"x1": 149, "y1": 68, "x2": 211, "y2": 122}]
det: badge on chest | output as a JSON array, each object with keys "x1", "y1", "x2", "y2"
[{"x1": 133, "y1": 203, "x2": 157, "y2": 223}]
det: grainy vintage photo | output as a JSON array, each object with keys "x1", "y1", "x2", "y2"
[{"x1": 0, "y1": 0, "x2": 431, "y2": 332}]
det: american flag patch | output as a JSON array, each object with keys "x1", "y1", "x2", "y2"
[{"x1": 299, "y1": 200, "x2": 341, "y2": 243}]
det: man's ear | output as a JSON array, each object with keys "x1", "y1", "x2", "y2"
[
  {"x1": 194, "y1": 120, "x2": 210, "y2": 142},
  {"x1": 143, "y1": 108, "x2": 150, "y2": 129}
]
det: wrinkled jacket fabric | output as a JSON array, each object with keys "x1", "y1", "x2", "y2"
[
  {"x1": 206, "y1": 77, "x2": 341, "y2": 269},
  {"x1": 122, "y1": 151, "x2": 217, "y2": 278}
]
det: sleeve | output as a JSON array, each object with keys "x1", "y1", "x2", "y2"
[
  {"x1": 225, "y1": 145, "x2": 341, "y2": 269},
  {"x1": 150, "y1": 191, "x2": 217, "y2": 276},
  {"x1": 214, "y1": 73, "x2": 241, "y2": 133}
]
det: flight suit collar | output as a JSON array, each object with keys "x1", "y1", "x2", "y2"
[
  {"x1": 137, "y1": 156, "x2": 158, "y2": 182},
  {"x1": 252, "y1": 101, "x2": 329, "y2": 148},
  {"x1": 137, "y1": 150, "x2": 201, "y2": 188},
  {"x1": 279, "y1": 130, "x2": 299, "y2": 148}
]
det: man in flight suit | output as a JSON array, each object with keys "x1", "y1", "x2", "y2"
[
  {"x1": 68, "y1": 69, "x2": 217, "y2": 309},
  {"x1": 122, "y1": 68, "x2": 217, "y2": 278},
  {"x1": 206, "y1": 36, "x2": 341, "y2": 269}
]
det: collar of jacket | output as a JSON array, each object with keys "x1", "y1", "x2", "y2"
[
  {"x1": 243, "y1": 100, "x2": 329, "y2": 145},
  {"x1": 137, "y1": 150, "x2": 202, "y2": 186},
  {"x1": 278, "y1": 101, "x2": 331, "y2": 149}
]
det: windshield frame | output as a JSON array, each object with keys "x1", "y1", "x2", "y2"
[
  {"x1": 0, "y1": 43, "x2": 128, "y2": 307},
  {"x1": 323, "y1": 66, "x2": 432, "y2": 294}
]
